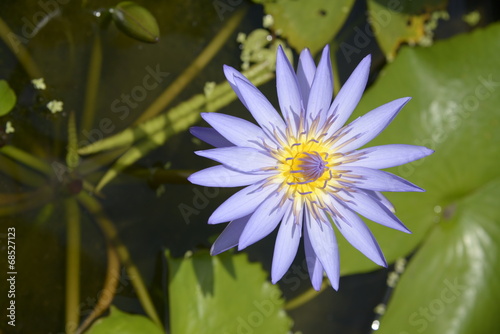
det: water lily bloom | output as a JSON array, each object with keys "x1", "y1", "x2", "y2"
[{"x1": 189, "y1": 45, "x2": 433, "y2": 290}]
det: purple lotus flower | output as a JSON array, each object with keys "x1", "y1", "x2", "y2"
[{"x1": 188, "y1": 45, "x2": 433, "y2": 290}]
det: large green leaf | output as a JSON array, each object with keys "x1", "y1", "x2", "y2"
[
  {"x1": 86, "y1": 306, "x2": 163, "y2": 334},
  {"x1": 166, "y1": 250, "x2": 292, "y2": 334},
  {"x1": 0, "y1": 80, "x2": 16, "y2": 116},
  {"x1": 254, "y1": 0, "x2": 355, "y2": 55},
  {"x1": 338, "y1": 23, "x2": 500, "y2": 275},
  {"x1": 378, "y1": 178, "x2": 500, "y2": 333}
]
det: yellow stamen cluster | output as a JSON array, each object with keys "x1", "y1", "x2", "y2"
[
  {"x1": 275, "y1": 138, "x2": 342, "y2": 198},
  {"x1": 260, "y1": 114, "x2": 360, "y2": 219}
]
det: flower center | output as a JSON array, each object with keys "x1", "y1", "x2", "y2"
[
  {"x1": 266, "y1": 117, "x2": 350, "y2": 200},
  {"x1": 277, "y1": 141, "x2": 337, "y2": 197},
  {"x1": 290, "y1": 151, "x2": 329, "y2": 184}
]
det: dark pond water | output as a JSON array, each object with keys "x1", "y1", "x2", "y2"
[{"x1": 0, "y1": 0, "x2": 498, "y2": 333}]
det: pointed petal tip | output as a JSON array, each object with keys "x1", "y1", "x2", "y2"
[
  {"x1": 329, "y1": 278, "x2": 339, "y2": 290},
  {"x1": 399, "y1": 224, "x2": 412, "y2": 234},
  {"x1": 300, "y1": 47, "x2": 312, "y2": 58},
  {"x1": 365, "y1": 254, "x2": 389, "y2": 268},
  {"x1": 223, "y1": 65, "x2": 239, "y2": 82},
  {"x1": 222, "y1": 64, "x2": 232, "y2": 75},
  {"x1": 424, "y1": 147, "x2": 435, "y2": 156},
  {"x1": 389, "y1": 97, "x2": 412, "y2": 109},
  {"x1": 210, "y1": 243, "x2": 228, "y2": 256},
  {"x1": 276, "y1": 45, "x2": 287, "y2": 61},
  {"x1": 200, "y1": 112, "x2": 219, "y2": 123},
  {"x1": 209, "y1": 244, "x2": 217, "y2": 256},
  {"x1": 360, "y1": 53, "x2": 372, "y2": 67},
  {"x1": 382, "y1": 97, "x2": 411, "y2": 115},
  {"x1": 276, "y1": 46, "x2": 288, "y2": 66},
  {"x1": 207, "y1": 213, "x2": 225, "y2": 225},
  {"x1": 373, "y1": 252, "x2": 388, "y2": 267},
  {"x1": 199, "y1": 113, "x2": 212, "y2": 124},
  {"x1": 321, "y1": 45, "x2": 331, "y2": 63},
  {"x1": 403, "y1": 177, "x2": 426, "y2": 193}
]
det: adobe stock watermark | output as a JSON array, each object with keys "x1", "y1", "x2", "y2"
[
  {"x1": 6, "y1": 0, "x2": 70, "y2": 54},
  {"x1": 398, "y1": 73, "x2": 500, "y2": 178},
  {"x1": 280, "y1": 256, "x2": 317, "y2": 292},
  {"x1": 50, "y1": 64, "x2": 169, "y2": 183},
  {"x1": 213, "y1": 0, "x2": 244, "y2": 21},
  {"x1": 340, "y1": 0, "x2": 406, "y2": 63},
  {"x1": 399, "y1": 278, "x2": 467, "y2": 334},
  {"x1": 179, "y1": 186, "x2": 220, "y2": 224},
  {"x1": 79, "y1": 64, "x2": 170, "y2": 148}
]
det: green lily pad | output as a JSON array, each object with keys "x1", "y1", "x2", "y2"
[
  {"x1": 86, "y1": 306, "x2": 163, "y2": 334},
  {"x1": 366, "y1": 0, "x2": 447, "y2": 61},
  {"x1": 166, "y1": 250, "x2": 292, "y2": 334},
  {"x1": 0, "y1": 80, "x2": 16, "y2": 116},
  {"x1": 337, "y1": 23, "x2": 500, "y2": 275},
  {"x1": 254, "y1": 0, "x2": 356, "y2": 55},
  {"x1": 378, "y1": 178, "x2": 500, "y2": 333}
]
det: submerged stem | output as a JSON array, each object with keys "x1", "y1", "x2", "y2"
[
  {"x1": 0, "y1": 186, "x2": 52, "y2": 216},
  {"x1": 81, "y1": 32, "x2": 102, "y2": 132},
  {"x1": 78, "y1": 147, "x2": 130, "y2": 176},
  {"x1": 77, "y1": 192, "x2": 163, "y2": 329},
  {"x1": 76, "y1": 240, "x2": 120, "y2": 334},
  {"x1": 78, "y1": 59, "x2": 272, "y2": 155},
  {"x1": 66, "y1": 112, "x2": 80, "y2": 170},
  {"x1": 65, "y1": 197, "x2": 81, "y2": 334},
  {"x1": 0, "y1": 16, "x2": 43, "y2": 79},
  {"x1": 0, "y1": 154, "x2": 47, "y2": 187},
  {"x1": 0, "y1": 145, "x2": 52, "y2": 176},
  {"x1": 95, "y1": 66, "x2": 274, "y2": 191}
]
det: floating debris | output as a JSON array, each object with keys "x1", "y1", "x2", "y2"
[
  {"x1": 463, "y1": 10, "x2": 481, "y2": 27},
  {"x1": 31, "y1": 78, "x2": 46, "y2": 90},
  {"x1": 263, "y1": 14, "x2": 274, "y2": 28},
  {"x1": 5, "y1": 121, "x2": 15, "y2": 134},
  {"x1": 47, "y1": 100, "x2": 63, "y2": 113}
]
